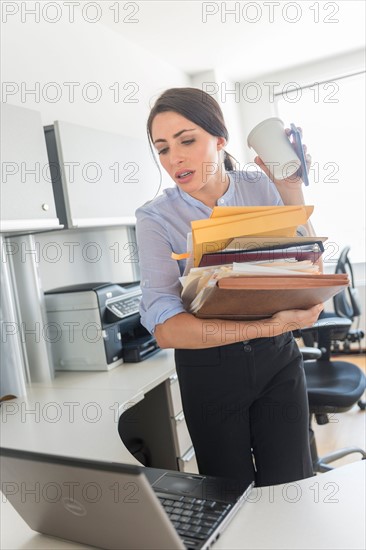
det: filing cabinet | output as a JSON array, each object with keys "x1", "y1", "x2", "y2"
[
  {"x1": 171, "y1": 410, "x2": 192, "y2": 457},
  {"x1": 118, "y1": 374, "x2": 198, "y2": 474},
  {"x1": 166, "y1": 374, "x2": 199, "y2": 474}
]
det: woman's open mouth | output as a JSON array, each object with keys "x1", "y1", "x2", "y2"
[{"x1": 176, "y1": 170, "x2": 195, "y2": 183}]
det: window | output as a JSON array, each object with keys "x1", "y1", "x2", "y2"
[{"x1": 275, "y1": 72, "x2": 365, "y2": 263}]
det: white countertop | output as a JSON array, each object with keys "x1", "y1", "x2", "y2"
[{"x1": 1, "y1": 349, "x2": 176, "y2": 462}]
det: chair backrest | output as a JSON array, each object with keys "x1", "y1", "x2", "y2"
[{"x1": 333, "y1": 247, "x2": 362, "y2": 321}]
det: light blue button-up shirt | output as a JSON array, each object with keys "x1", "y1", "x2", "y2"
[{"x1": 135, "y1": 170, "x2": 283, "y2": 334}]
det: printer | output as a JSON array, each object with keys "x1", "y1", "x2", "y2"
[{"x1": 45, "y1": 282, "x2": 160, "y2": 371}]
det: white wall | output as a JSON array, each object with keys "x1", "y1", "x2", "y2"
[
  {"x1": 2, "y1": 11, "x2": 190, "y2": 135},
  {"x1": 237, "y1": 49, "x2": 365, "y2": 163}
]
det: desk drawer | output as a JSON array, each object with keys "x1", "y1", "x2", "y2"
[
  {"x1": 177, "y1": 446, "x2": 199, "y2": 474},
  {"x1": 171, "y1": 411, "x2": 192, "y2": 457},
  {"x1": 168, "y1": 374, "x2": 183, "y2": 418}
]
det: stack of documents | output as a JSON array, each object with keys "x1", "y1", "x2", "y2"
[
  {"x1": 175, "y1": 206, "x2": 350, "y2": 320},
  {"x1": 182, "y1": 271, "x2": 349, "y2": 320}
]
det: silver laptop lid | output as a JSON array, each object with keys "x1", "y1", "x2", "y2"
[{"x1": 1, "y1": 448, "x2": 185, "y2": 550}]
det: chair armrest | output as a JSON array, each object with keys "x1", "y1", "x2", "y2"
[
  {"x1": 299, "y1": 346, "x2": 322, "y2": 360},
  {"x1": 301, "y1": 317, "x2": 352, "y2": 342},
  {"x1": 311, "y1": 317, "x2": 352, "y2": 330}
]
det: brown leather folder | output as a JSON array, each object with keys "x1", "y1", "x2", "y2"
[{"x1": 194, "y1": 274, "x2": 349, "y2": 320}]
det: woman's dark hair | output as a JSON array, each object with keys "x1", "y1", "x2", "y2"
[{"x1": 147, "y1": 87, "x2": 236, "y2": 171}]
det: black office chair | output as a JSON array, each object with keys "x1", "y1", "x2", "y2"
[
  {"x1": 332, "y1": 246, "x2": 365, "y2": 352},
  {"x1": 299, "y1": 320, "x2": 366, "y2": 473},
  {"x1": 303, "y1": 246, "x2": 365, "y2": 354}
]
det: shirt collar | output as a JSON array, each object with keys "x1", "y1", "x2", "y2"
[
  {"x1": 218, "y1": 172, "x2": 235, "y2": 204},
  {"x1": 176, "y1": 172, "x2": 235, "y2": 212}
]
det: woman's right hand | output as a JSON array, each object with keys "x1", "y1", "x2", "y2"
[{"x1": 271, "y1": 303, "x2": 324, "y2": 334}]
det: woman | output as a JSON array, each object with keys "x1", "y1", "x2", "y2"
[{"x1": 135, "y1": 87, "x2": 322, "y2": 487}]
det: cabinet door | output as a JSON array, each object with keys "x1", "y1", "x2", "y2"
[
  {"x1": 0, "y1": 104, "x2": 60, "y2": 233},
  {"x1": 53, "y1": 120, "x2": 161, "y2": 228}
]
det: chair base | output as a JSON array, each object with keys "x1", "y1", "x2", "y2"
[
  {"x1": 309, "y1": 425, "x2": 366, "y2": 473},
  {"x1": 313, "y1": 447, "x2": 366, "y2": 473},
  {"x1": 358, "y1": 399, "x2": 366, "y2": 411}
]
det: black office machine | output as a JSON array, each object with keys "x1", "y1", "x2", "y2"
[{"x1": 45, "y1": 283, "x2": 160, "y2": 371}]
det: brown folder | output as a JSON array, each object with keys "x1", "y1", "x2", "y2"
[{"x1": 194, "y1": 274, "x2": 349, "y2": 320}]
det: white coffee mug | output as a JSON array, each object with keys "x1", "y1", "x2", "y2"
[{"x1": 247, "y1": 117, "x2": 301, "y2": 180}]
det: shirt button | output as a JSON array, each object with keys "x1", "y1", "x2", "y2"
[
  {"x1": 219, "y1": 199, "x2": 225, "y2": 204},
  {"x1": 243, "y1": 344, "x2": 252, "y2": 352}
]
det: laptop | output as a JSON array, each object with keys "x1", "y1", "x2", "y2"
[{"x1": 0, "y1": 447, "x2": 253, "y2": 550}]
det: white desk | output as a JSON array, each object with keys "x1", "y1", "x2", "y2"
[
  {"x1": 0, "y1": 349, "x2": 176, "y2": 462},
  {"x1": 1, "y1": 349, "x2": 365, "y2": 550},
  {"x1": 215, "y1": 460, "x2": 365, "y2": 550},
  {"x1": 1, "y1": 462, "x2": 365, "y2": 550}
]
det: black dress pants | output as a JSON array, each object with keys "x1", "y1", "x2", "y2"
[{"x1": 175, "y1": 332, "x2": 313, "y2": 487}]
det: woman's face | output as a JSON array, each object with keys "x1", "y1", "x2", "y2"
[{"x1": 151, "y1": 111, "x2": 227, "y2": 200}]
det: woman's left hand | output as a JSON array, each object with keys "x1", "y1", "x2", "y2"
[{"x1": 254, "y1": 126, "x2": 311, "y2": 189}]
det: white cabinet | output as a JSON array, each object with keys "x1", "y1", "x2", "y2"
[
  {"x1": 119, "y1": 375, "x2": 199, "y2": 474},
  {"x1": 0, "y1": 104, "x2": 61, "y2": 233},
  {"x1": 167, "y1": 374, "x2": 199, "y2": 474},
  {"x1": 47, "y1": 120, "x2": 161, "y2": 228}
]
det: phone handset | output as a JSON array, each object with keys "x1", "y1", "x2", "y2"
[{"x1": 289, "y1": 123, "x2": 309, "y2": 187}]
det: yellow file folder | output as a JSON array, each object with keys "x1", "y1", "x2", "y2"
[{"x1": 190, "y1": 205, "x2": 314, "y2": 267}]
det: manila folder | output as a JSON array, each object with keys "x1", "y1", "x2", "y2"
[{"x1": 194, "y1": 274, "x2": 349, "y2": 320}]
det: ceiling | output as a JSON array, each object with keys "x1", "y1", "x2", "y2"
[{"x1": 100, "y1": 0, "x2": 366, "y2": 81}]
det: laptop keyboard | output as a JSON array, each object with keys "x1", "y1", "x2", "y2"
[{"x1": 155, "y1": 491, "x2": 232, "y2": 546}]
